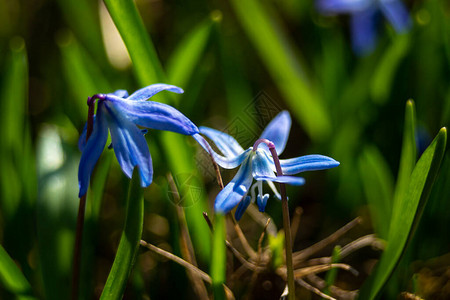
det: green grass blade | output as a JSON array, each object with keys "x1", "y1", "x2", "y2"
[
  {"x1": 58, "y1": 32, "x2": 111, "y2": 123},
  {"x1": 359, "y1": 128, "x2": 447, "y2": 300},
  {"x1": 358, "y1": 146, "x2": 394, "y2": 239},
  {"x1": 211, "y1": 214, "x2": 226, "y2": 300},
  {"x1": 36, "y1": 126, "x2": 79, "y2": 300},
  {"x1": 55, "y1": 0, "x2": 106, "y2": 63},
  {"x1": 370, "y1": 35, "x2": 411, "y2": 104},
  {"x1": 0, "y1": 245, "x2": 33, "y2": 297},
  {"x1": 100, "y1": 169, "x2": 144, "y2": 300},
  {"x1": 0, "y1": 37, "x2": 27, "y2": 220},
  {"x1": 166, "y1": 18, "x2": 214, "y2": 91},
  {"x1": 229, "y1": 0, "x2": 330, "y2": 141},
  {"x1": 103, "y1": 0, "x2": 166, "y2": 86},
  {"x1": 392, "y1": 100, "x2": 417, "y2": 221},
  {"x1": 324, "y1": 245, "x2": 341, "y2": 295}
]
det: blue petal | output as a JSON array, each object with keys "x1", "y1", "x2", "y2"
[
  {"x1": 280, "y1": 155, "x2": 340, "y2": 175},
  {"x1": 78, "y1": 120, "x2": 88, "y2": 152},
  {"x1": 214, "y1": 156, "x2": 254, "y2": 214},
  {"x1": 235, "y1": 195, "x2": 252, "y2": 221},
  {"x1": 259, "y1": 111, "x2": 291, "y2": 155},
  {"x1": 107, "y1": 97, "x2": 199, "y2": 135},
  {"x1": 257, "y1": 194, "x2": 270, "y2": 212},
  {"x1": 78, "y1": 107, "x2": 108, "y2": 197},
  {"x1": 350, "y1": 8, "x2": 379, "y2": 56},
  {"x1": 103, "y1": 101, "x2": 153, "y2": 188},
  {"x1": 126, "y1": 84, "x2": 183, "y2": 101},
  {"x1": 317, "y1": 0, "x2": 373, "y2": 14},
  {"x1": 252, "y1": 151, "x2": 305, "y2": 185},
  {"x1": 379, "y1": 0, "x2": 411, "y2": 33},
  {"x1": 194, "y1": 133, "x2": 251, "y2": 169},
  {"x1": 199, "y1": 126, "x2": 244, "y2": 158},
  {"x1": 111, "y1": 89, "x2": 129, "y2": 98}
]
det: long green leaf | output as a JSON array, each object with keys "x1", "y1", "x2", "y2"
[
  {"x1": 358, "y1": 146, "x2": 394, "y2": 239},
  {"x1": 359, "y1": 128, "x2": 447, "y2": 299},
  {"x1": 105, "y1": 0, "x2": 211, "y2": 259},
  {"x1": 392, "y1": 100, "x2": 417, "y2": 220},
  {"x1": 229, "y1": 0, "x2": 330, "y2": 141},
  {"x1": 370, "y1": 35, "x2": 410, "y2": 104},
  {"x1": 0, "y1": 37, "x2": 28, "y2": 220},
  {"x1": 166, "y1": 18, "x2": 214, "y2": 92},
  {"x1": 100, "y1": 169, "x2": 144, "y2": 300},
  {"x1": 0, "y1": 245, "x2": 33, "y2": 297},
  {"x1": 58, "y1": 32, "x2": 111, "y2": 123},
  {"x1": 103, "y1": 0, "x2": 166, "y2": 86},
  {"x1": 36, "y1": 126, "x2": 79, "y2": 300},
  {"x1": 211, "y1": 214, "x2": 226, "y2": 300}
]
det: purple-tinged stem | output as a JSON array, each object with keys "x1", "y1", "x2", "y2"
[
  {"x1": 72, "y1": 95, "x2": 99, "y2": 300},
  {"x1": 253, "y1": 139, "x2": 295, "y2": 300}
]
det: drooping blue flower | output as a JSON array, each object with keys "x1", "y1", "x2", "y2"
[
  {"x1": 317, "y1": 0, "x2": 411, "y2": 55},
  {"x1": 197, "y1": 111, "x2": 340, "y2": 220},
  {"x1": 78, "y1": 84, "x2": 199, "y2": 197}
]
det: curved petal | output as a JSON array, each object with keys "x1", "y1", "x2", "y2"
[
  {"x1": 259, "y1": 111, "x2": 291, "y2": 155},
  {"x1": 107, "y1": 97, "x2": 198, "y2": 135},
  {"x1": 280, "y1": 155, "x2": 340, "y2": 175},
  {"x1": 235, "y1": 195, "x2": 252, "y2": 221},
  {"x1": 78, "y1": 120, "x2": 88, "y2": 152},
  {"x1": 199, "y1": 126, "x2": 244, "y2": 157},
  {"x1": 350, "y1": 7, "x2": 379, "y2": 56},
  {"x1": 103, "y1": 101, "x2": 153, "y2": 188},
  {"x1": 257, "y1": 194, "x2": 270, "y2": 212},
  {"x1": 252, "y1": 151, "x2": 305, "y2": 185},
  {"x1": 214, "y1": 156, "x2": 254, "y2": 214},
  {"x1": 111, "y1": 89, "x2": 129, "y2": 98},
  {"x1": 127, "y1": 83, "x2": 183, "y2": 101},
  {"x1": 379, "y1": 0, "x2": 411, "y2": 32},
  {"x1": 317, "y1": 0, "x2": 373, "y2": 14},
  {"x1": 193, "y1": 134, "x2": 249, "y2": 169},
  {"x1": 253, "y1": 174, "x2": 305, "y2": 185},
  {"x1": 78, "y1": 108, "x2": 108, "y2": 197}
]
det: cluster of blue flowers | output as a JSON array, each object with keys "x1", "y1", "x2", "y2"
[
  {"x1": 317, "y1": 0, "x2": 411, "y2": 55},
  {"x1": 78, "y1": 84, "x2": 339, "y2": 219}
]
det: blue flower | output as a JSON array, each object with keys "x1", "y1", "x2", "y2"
[
  {"x1": 78, "y1": 84, "x2": 199, "y2": 197},
  {"x1": 198, "y1": 111, "x2": 340, "y2": 220},
  {"x1": 317, "y1": 0, "x2": 411, "y2": 55}
]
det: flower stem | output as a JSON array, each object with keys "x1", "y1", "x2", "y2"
[
  {"x1": 71, "y1": 194, "x2": 86, "y2": 300},
  {"x1": 72, "y1": 96, "x2": 97, "y2": 300},
  {"x1": 253, "y1": 139, "x2": 295, "y2": 299}
]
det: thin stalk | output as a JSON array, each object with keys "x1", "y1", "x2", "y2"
[
  {"x1": 252, "y1": 139, "x2": 295, "y2": 299},
  {"x1": 71, "y1": 194, "x2": 86, "y2": 300},
  {"x1": 71, "y1": 96, "x2": 97, "y2": 300}
]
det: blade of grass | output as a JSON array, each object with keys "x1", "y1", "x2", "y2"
[
  {"x1": 358, "y1": 146, "x2": 394, "y2": 239},
  {"x1": 0, "y1": 245, "x2": 34, "y2": 298},
  {"x1": 370, "y1": 34, "x2": 411, "y2": 104},
  {"x1": 103, "y1": 0, "x2": 166, "y2": 85},
  {"x1": 324, "y1": 245, "x2": 341, "y2": 295},
  {"x1": 0, "y1": 37, "x2": 27, "y2": 220},
  {"x1": 104, "y1": 0, "x2": 211, "y2": 259},
  {"x1": 229, "y1": 0, "x2": 330, "y2": 141},
  {"x1": 57, "y1": 31, "x2": 111, "y2": 123},
  {"x1": 166, "y1": 18, "x2": 214, "y2": 93},
  {"x1": 211, "y1": 214, "x2": 226, "y2": 300},
  {"x1": 100, "y1": 168, "x2": 144, "y2": 300},
  {"x1": 217, "y1": 25, "x2": 257, "y2": 143},
  {"x1": 36, "y1": 126, "x2": 80, "y2": 300},
  {"x1": 392, "y1": 100, "x2": 417, "y2": 220},
  {"x1": 359, "y1": 127, "x2": 447, "y2": 300}
]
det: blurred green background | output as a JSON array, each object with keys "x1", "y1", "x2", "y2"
[{"x1": 0, "y1": 0, "x2": 449, "y2": 299}]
